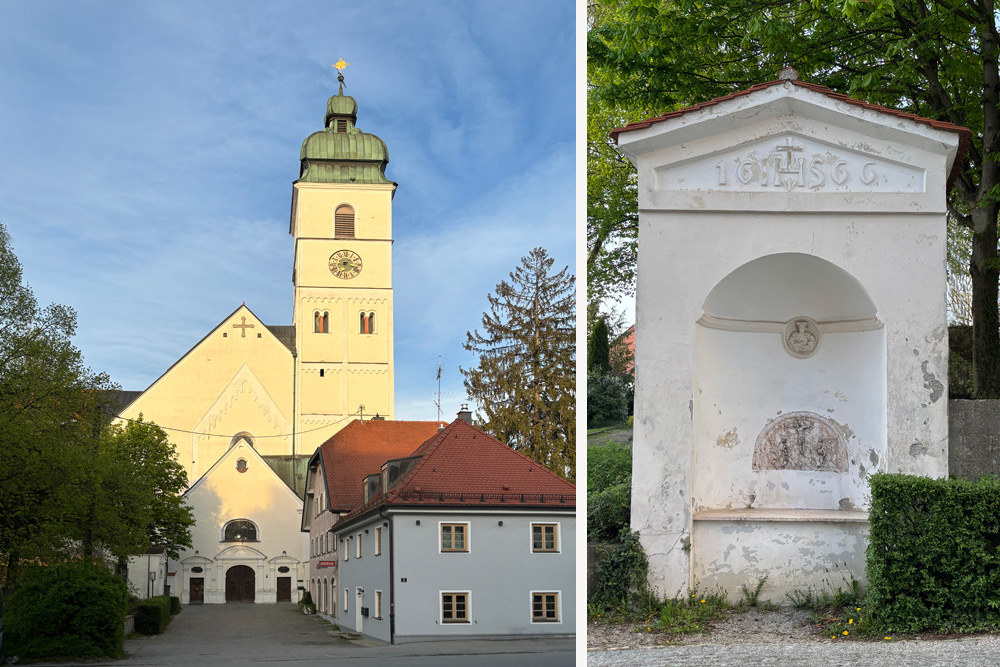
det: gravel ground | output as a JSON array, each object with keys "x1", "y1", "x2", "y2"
[{"x1": 587, "y1": 608, "x2": 1000, "y2": 666}]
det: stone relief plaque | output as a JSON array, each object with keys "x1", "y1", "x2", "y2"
[
  {"x1": 783, "y1": 316, "x2": 820, "y2": 358},
  {"x1": 752, "y1": 411, "x2": 848, "y2": 472},
  {"x1": 656, "y1": 134, "x2": 925, "y2": 193}
]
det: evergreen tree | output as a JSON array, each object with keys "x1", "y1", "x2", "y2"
[
  {"x1": 588, "y1": 317, "x2": 611, "y2": 374},
  {"x1": 462, "y1": 248, "x2": 576, "y2": 481}
]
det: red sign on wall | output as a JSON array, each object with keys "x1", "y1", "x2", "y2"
[{"x1": 317, "y1": 561, "x2": 337, "y2": 568}]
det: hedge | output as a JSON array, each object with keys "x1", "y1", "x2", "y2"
[
  {"x1": 170, "y1": 595, "x2": 181, "y2": 614},
  {"x1": 867, "y1": 473, "x2": 1000, "y2": 633},
  {"x1": 4, "y1": 560, "x2": 128, "y2": 660},
  {"x1": 587, "y1": 443, "x2": 632, "y2": 541},
  {"x1": 135, "y1": 596, "x2": 172, "y2": 635}
]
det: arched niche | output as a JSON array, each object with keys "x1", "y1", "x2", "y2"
[{"x1": 692, "y1": 253, "x2": 887, "y2": 513}]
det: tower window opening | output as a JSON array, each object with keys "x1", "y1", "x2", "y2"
[
  {"x1": 335, "y1": 205, "x2": 355, "y2": 238},
  {"x1": 360, "y1": 311, "x2": 376, "y2": 334},
  {"x1": 337, "y1": 119, "x2": 347, "y2": 133},
  {"x1": 314, "y1": 311, "x2": 329, "y2": 334},
  {"x1": 320, "y1": 369, "x2": 325, "y2": 378}
]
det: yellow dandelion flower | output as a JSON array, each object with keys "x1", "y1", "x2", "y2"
[
  {"x1": 856, "y1": 607, "x2": 861, "y2": 611},
  {"x1": 831, "y1": 636, "x2": 836, "y2": 640},
  {"x1": 843, "y1": 630, "x2": 849, "y2": 636},
  {"x1": 884, "y1": 636, "x2": 891, "y2": 641},
  {"x1": 647, "y1": 627, "x2": 651, "y2": 632},
  {"x1": 849, "y1": 619, "x2": 853, "y2": 624},
  {"x1": 701, "y1": 599, "x2": 706, "y2": 604}
]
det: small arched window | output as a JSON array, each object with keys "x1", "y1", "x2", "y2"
[
  {"x1": 360, "y1": 311, "x2": 376, "y2": 334},
  {"x1": 223, "y1": 519, "x2": 258, "y2": 542},
  {"x1": 236, "y1": 458, "x2": 248, "y2": 473},
  {"x1": 335, "y1": 205, "x2": 355, "y2": 239},
  {"x1": 314, "y1": 311, "x2": 329, "y2": 334}
]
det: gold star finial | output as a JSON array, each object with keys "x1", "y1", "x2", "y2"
[{"x1": 333, "y1": 59, "x2": 349, "y2": 73}]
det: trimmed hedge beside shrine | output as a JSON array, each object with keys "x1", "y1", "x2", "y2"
[
  {"x1": 867, "y1": 473, "x2": 1000, "y2": 633},
  {"x1": 135, "y1": 595, "x2": 173, "y2": 635}
]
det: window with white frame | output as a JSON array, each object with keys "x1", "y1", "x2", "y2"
[
  {"x1": 343, "y1": 587, "x2": 349, "y2": 612},
  {"x1": 376, "y1": 526, "x2": 382, "y2": 556},
  {"x1": 375, "y1": 590, "x2": 383, "y2": 620},
  {"x1": 441, "y1": 591, "x2": 470, "y2": 623},
  {"x1": 531, "y1": 591, "x2": 560, "y2": 623},
  {"x1": 440, "y1": 522, "x2": 469, "y2": 552},
  {"x1": 531, "y1": 523, "x2": 559, "y2": 553},
  {"x1": 356, "y1": 532, "x2": 363, "y2": 558}
]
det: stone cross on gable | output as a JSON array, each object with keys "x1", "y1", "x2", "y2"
[{"x1": 233, "y1": 316, "x2": 255, "y2": 338}]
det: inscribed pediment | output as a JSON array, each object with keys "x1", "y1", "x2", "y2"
[{"x1": 655, "y1": 134, "x2": 925, "y2": 194}]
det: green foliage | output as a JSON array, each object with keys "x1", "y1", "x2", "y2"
[
  {"x1": 462, "y1": 248, "x2": 576, "y2": 481},
  {"x1": 588, "y1": 0, "x2": 1000, "y2": 397},
  {"x1": 587, "y1": 370, "x2": 632, "y2": 427},
  {"x1": 134, "y1": 596, "x2": 172, "y2": 635},
  {"x1": 5, "y1": 560, "x2": 127, "y2": 660},
  {"x1": 738, "y1": 576, "x2": 774, "y2": 610},
  {"x1": 591, "y1": 529, "x2": 650, "y2": 610},
  {"x1": 170, "y1": 595, "x2": 181, "y2": 614},
  {"x1": 587, "y1": 442, "x2": 633, "y2": 541},
  {"x1": 867, "y1": 473, "x2": 1000, "y2": 634},
  {"x1": 656, "y1": 588, "x2": 729, "y2": 634},
  {"x1": 588, "y1": 317, "x2": 612, "y2": 374}
]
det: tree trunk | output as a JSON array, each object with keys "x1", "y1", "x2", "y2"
[{"x1": 973, "y1": 12, "x2": 1000, "y2": 399}]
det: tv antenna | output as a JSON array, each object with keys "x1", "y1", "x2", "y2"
[{"x1": 433, "y1": 356, "x2": 443, "y2": 422}]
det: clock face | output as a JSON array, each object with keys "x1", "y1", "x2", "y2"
[{"x1": 329, "y1": 249, "x2": 362, "y2": 279}]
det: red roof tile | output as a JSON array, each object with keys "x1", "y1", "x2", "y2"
[
  {"x1": 611, "y1": 78, "x2": 971, "y2": 188},
  {"x1": 319, "y1": 420, "x2": 446, "y2": 512},
  {"x1": 333, "y1": 420, "x2": 576, "y2": 529}
]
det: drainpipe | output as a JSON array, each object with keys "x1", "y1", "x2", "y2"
[
  {"x1": 379, "y1": 505, "x2": 394, "y2": 644},
  {"x1": 292, "y1": 350, "x2": 298, "y2": 496}
]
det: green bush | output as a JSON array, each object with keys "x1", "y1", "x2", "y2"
[
  {"x1": 5, "y1": 560, "x2": 128, "y2": 660},
  {"x1": 867, "y1": 473, "x2": 1000, "y2": 633},
  {"x1": 170, "y1": 595, "x2": 181, "y2": 614},
  {"x1": 587, "y1": 443, "x2": 632, "y2": 541},
  {"x1": 135, "y1": 596, "x2": 172, "y2": 635},
  {"x1": 591, "y1": 529, "x2": 650, "y2": 609},
  {"x1": 587, "y1": 370, "x2": 632, "y2": 427}
]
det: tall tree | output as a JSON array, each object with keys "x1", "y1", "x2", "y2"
[
  {"x1": 462, "y1": 248, "x2": 576, "y2": 481},
  {"x1": 589, "y1": 0, "x2": 1000, "y2": 397},
  {"x1": 589, "y1": 317, "x2": 612, "y2": 374}
]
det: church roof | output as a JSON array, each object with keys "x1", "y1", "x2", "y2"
[
  {"x1": 261, "y1": 455, "x2": 310, "y2": 498},
  {"x1": 318, "y1": 420, "x2": 447, "y2": 512},
  {"x1": 265, "y1": 325, "x2": 296, "y2": 355},
  {"x1": 332, "y1": 420, "x2": 575, "y2": 532},
  {"x1": 611, "y1": 75, "x2": 972, "y2": 188},
  {"x1": 296, "y1": 84, "x2": 395, "y2": 187}
]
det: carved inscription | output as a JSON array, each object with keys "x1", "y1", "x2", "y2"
[{"x1": 752, "y1": 412, "x2": 848, "y2": 472}]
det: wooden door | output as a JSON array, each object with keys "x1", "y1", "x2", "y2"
[
  {"x1": 189, "y1": 577, "x2": 204, "y2": 604},
  {"x1": 225, "y1": 565, "x2": 255, "y2": 603},
  {"x1": 277, "y1": 577, "x2": 291, "y2": 603}
]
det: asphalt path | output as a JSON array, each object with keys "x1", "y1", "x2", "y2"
[{"x1": 28, "y1": 603, "x2": 575, "y2": 667}]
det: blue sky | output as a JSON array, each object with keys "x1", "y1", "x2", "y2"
[{"x1": 0, "y1": 1, "x2": 576, "y2": 422}]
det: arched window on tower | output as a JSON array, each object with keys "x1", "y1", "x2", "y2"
[
  {"x1": 314, "y1": 311, "x2": 329, "y2": 334},
  {"x1": 360, "y1": 311, "x2": 376, "y2": 334},
  {"x1": 335, "y1": 205, "x2": 355, "y2": 239},
  {"x1": 222, "y1": 519, "x2": 259, "y2": 542}
]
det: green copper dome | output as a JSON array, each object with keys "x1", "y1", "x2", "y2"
[{"x1": 296, "y1": 83, "x2": 394, "y2": 187}]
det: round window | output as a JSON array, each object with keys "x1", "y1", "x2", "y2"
[
  {"x1": 236, "y1": 458, "x2": 247, "y2": 473},
  {"x1": 191, "y1": 566, "x2": 203, "y2": 573},
  {"x1": 278, "y1": 566, "x2": 290, "y2": 574}
]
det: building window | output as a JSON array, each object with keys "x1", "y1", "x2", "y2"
[
  {"x1": 440, "y1": 523, "x2": 468, "y2": 552},
  {"x1": 360, "y1": 311, "x2": 375, "y2": 334},
  {"x1": 314, "y1": 310, "x2": 329, "y2": 334},
  {"x1": 375, "y1": 590, "x2": 383, "y2": 620},
  {"x1": 343, "y1": 537, "x2": 349, "y2": 561},
  {"x1": 532, "y1": 523, "x2": 558, "y2": 553},
  {"x1": 441, "y1": 592, "x2": 470, "y2": 623},
  {"x1": 375, "y1": 527, "x2": 382, "y2": 556},
  {"x1": 222, "y1": 519, "x2": 258, "y2": 542},
  {"x1": 356, "y1": 532, "x2": 363, "y2": 558},
  {"x1": 336, "y1": 119, "x2": 347, "y2": 133},
  {"x1": 235, "y1": 458, "x2": 247, "y2": 473},
  {"x1": 344, "y1": 587, "x2": 349, "y2": 612},
  {"x1": 531, "y1": 592, "x2": 560, "y2": 623},
  {"x1": 335, "y1": 205, "x2": 355, "y2": 238}
]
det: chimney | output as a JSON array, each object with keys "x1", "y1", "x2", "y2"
[{"x1": 457, "y1": 404, "x2": 473, "y2": 424}]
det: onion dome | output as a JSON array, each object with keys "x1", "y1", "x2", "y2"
[{"x1": 297, "y1": 71, "x2": 394, "y2": 186}]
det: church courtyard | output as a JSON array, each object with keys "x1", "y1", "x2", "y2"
[{"x1": 45, "y1": 604, "x2": 573, "y2": 667}]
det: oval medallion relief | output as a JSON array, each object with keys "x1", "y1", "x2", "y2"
[{"x1": 752, "y1": 411, "x2": 847, "y2": 472}]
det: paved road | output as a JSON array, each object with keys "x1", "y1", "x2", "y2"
[
  {"x1": 31, "y1": 604, "x2": 574, "y2": 667},
  {"x1": 588, "y1": 637, "x2": 1000, "y2": 666}
]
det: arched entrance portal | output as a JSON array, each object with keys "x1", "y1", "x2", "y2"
[{"x1": 225, "y1": 565, "x2": 255, "y2": 603}]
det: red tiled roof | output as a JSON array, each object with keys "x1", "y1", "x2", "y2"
[
  {"x1": 333, "y1": 419, "x2": 576, "y2": 529},
  {"x1": 319, "y1": 420, "x2": 446, "y2": 512},
  {"x1": 611, "y1": 78, "x2": 971, "y2": 189}
]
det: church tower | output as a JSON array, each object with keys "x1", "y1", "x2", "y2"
[{"x1": 290, "y1": 66, "x2": 395, "y2": 449}]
